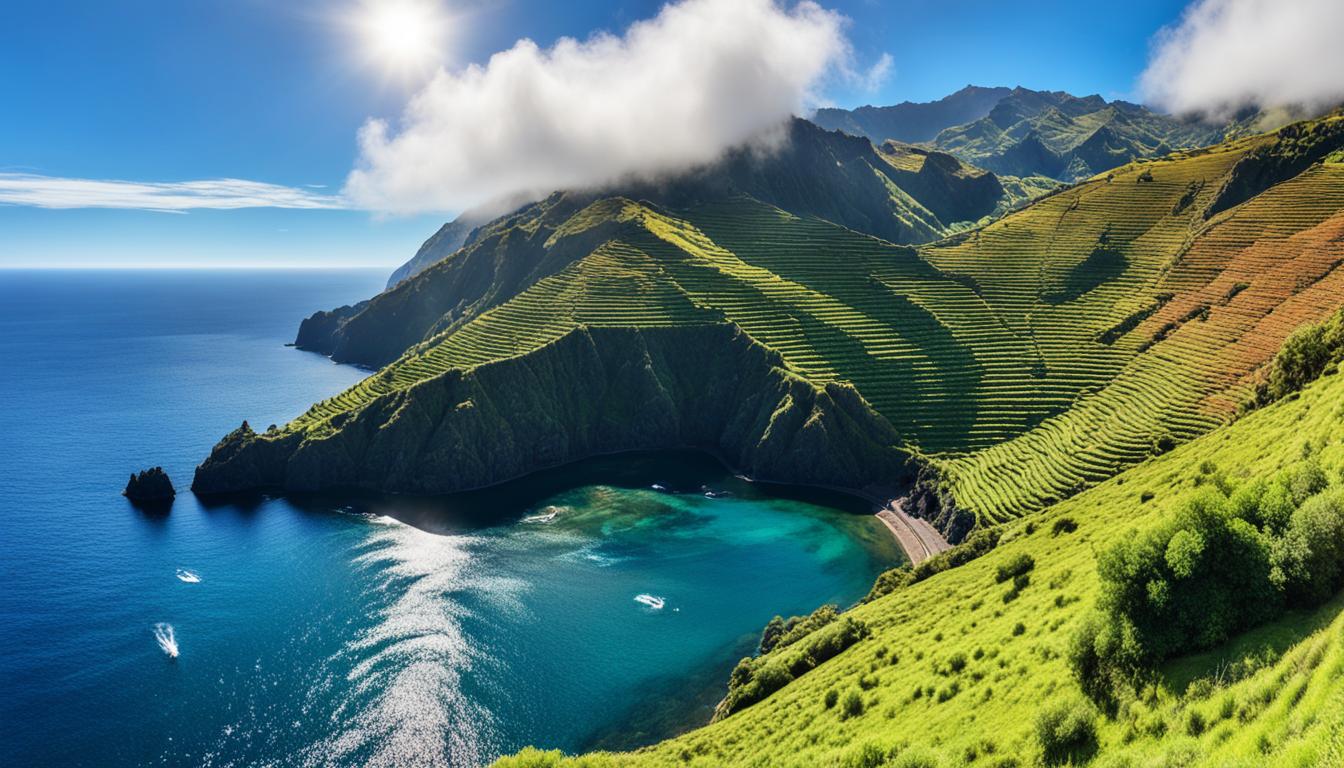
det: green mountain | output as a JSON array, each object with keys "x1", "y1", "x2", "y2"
[
  {"x1": 298, "y1": 118, "x2": 1047, "y2": 369},
  {"x1": 195, "y1": 112, "x2": 1344, "y2": 766},
  {"x1": 815, "y1": 86, "x2": 1227, "y2": 182}
]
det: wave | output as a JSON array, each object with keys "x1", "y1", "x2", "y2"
[
  {"x1": 175, "y1": 569, "x2": 201, "y2": 583},
  {"x1": 634, "y1": 593, "x2": 665, "y2": 610},
  {"x1": 154, "y1": 622, "x2": 179, "y2": 658}
]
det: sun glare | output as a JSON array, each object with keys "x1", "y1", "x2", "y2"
[{"x1": 353, "y1": 0, "x2": 450, "y2": 78}]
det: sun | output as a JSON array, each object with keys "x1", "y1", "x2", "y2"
[{"x1": 352, "y1": 0, "x2": 450, "y2": 78}]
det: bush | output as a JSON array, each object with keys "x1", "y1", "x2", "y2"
[
  {"x1": 887, "y1": 747, "x2": 940, "y2": 768},
  {"x1": 1051, "y1": 517, "x2": 1078, "y2": 536},
  {"x1": 838, "y1": 741, "x2": 888, "y2": 768},
  {"x1": 492, "y1": 748, "x2": 565, "y2": 768},
  {"x1": 1073, "y1": 488, "x2": 1278, "y2": 695},
  {"x1": 824, "y1": 688, "x2": 839, "y2": 709},
  {"x1": 1271, "y1": 487, "x2": 1344, "y2": 606},
  {"x1": 759, "y1": 604, "x2": 839, "y2": 654},
  {"x1": 1074, "y1": 467, "x2": 1344, "y2": 702},
  {"x1": 1035, "y1": 695, "x2": 1098, "y2": 765},
  {"x1": 864, "y1": 528, "x2": 1002, "y2": 603},
  {"x1": 1251, "y1": 307, "x2": 1344, "y2": 407},
  {"x1": 840, "y1": 688, "x2": 865, "y2": 719},
  {"x1": 995, "y1": 553, "x2": 1035, "y2": 584},
  {"x1": 717, "y1": 616, "x2": 870, "y2": 719}
]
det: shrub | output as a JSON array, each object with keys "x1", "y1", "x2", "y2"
[
  {"x1": 1035, "y1": 695, "x2": 1099, "y2": 765},
  {"x1": 995, "y1": 553, "x2": 1035, "y2": 584},
  {"x1": 717, "y1": 616, "x2": 870, "y2": 719},
  {"x1": 838, "y1": 741, "x2": 888, "y2": 768},
  {"x1": 1186, "y1": 708, "x2": 1206, "y2": 736},
  {"x1": 824, "y1": 688, "x2": 839, "y2": 709},
  {"x1": 1077, "y1": 489, "x2": 1278, "y2": 692},
  {"x1": 840, "y1": 688, "x2": 865, "y2": 719},
  {"x1": 759, "y1": 604, "x2": 839, "y2": 654},
  {"x1": 864, "y1": 528, "x2": 1002, "y2": 603},
  {"x1": 492, "y1": 748, "x2": 565, "y2": 768},
  {"x1": 1251, "y1": 306, "x2": 1344, "y2": 407},
  {"x1": 1271, "y1": 487, "x2": 1344, "y2": 606},
  {"x1": 1011, "y1": 622, "x2": 1026, "y2": 636},
  {"x1": 1074, "y1": 467, "x2": 1344, "y2": 702},
  {"x1": 1051, "y1": 517, "x2": 1078, "y2": 536},
  {"x1": 887, "y1": 747, "x2": 940, "y2": 768},
  {"x1": 1287, "y1": 460, "x2": 1329, "y2": 505}
]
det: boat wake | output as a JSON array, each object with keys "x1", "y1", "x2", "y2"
[
  {"x1": 154, "y1": 622, "x2": 179, "y2": 658},
  {"x1": 634, "y1": 593, "x2": 666, "y2": 610},
  {"x1": 175, "y1": 569, "x2": 201, "y2": 583}
]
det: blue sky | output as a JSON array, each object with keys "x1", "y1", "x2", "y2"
[{"x1": 1, "y1": 0, "x2": 1194, "y2": 268}]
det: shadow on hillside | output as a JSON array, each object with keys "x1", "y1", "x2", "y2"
[{"x1": 1160, "y1": 589, "x2": 1344, "y2": 694}]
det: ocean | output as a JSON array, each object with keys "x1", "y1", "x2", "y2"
[{"x1": 0, "y1": 269, "x2": 901, "y2": 766}]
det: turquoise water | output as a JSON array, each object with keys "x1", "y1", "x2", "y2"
[{"x1": 0, "y1": 270, "x2": 901, "y2": 766}]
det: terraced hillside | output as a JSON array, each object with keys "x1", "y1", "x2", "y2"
[
  {"x1": 365, "y1": 117, "x2": 1041, "y2": 315},
  {"x1": 197, "y1": 115, "x2": 1344, "y2": 536},
  {"x1": 497, "y1": 315, "x2": 1344, "y2": 768}
]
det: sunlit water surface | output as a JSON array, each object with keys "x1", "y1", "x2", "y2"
[{"x1": 0, "y1": 270, "x2": 901, "y2": 766}]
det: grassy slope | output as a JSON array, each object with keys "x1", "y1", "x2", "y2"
[
  {"x1": 502, "y1": 338, "x2": 1344, "y2": 768},
  {"x1": 277, "y1": 117, "x2": 1344, "y2": 529}
]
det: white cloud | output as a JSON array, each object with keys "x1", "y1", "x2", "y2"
[
  {"x1": 0, "y1": 174, "x2": 346, "y2": 212},
  {"x1": 1140, "y1": 0, "x2": 1344, "y2": 119},
  {"x1": 344, "y1": 0, "x2": 856, "y2": 215},
  {"x1": 859, "y1": 53, "x2": 894, "y2": 94}
]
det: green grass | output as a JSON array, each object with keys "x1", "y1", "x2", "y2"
[{"x1": 494, "y1": 342, "x2": 1344, "y2": 767}]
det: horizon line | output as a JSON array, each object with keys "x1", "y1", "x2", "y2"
[{"x1": 0, "y1": 263, "x2": 394, "y2": 271}]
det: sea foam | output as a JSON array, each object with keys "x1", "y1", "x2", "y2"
[{"x1": 154, "y1": 623, "x2": 179, "y2": 658}]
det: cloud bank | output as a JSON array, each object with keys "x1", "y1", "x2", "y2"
[
  {"x1": 1140, "y1": 0, "x2": 1344, "y2": 119},
  {"x1": 0, "y1": 174, "x2": 346, "y2": 212},
  {"x1": 344, "y1": 0, "x2": 862, "y2": 215}
]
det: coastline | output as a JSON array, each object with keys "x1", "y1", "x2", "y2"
[{"x1": 874, "y1": 499, "x2": 951, "y2": 565}]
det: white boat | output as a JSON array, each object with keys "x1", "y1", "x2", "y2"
[
  {"x1": 634, "y1": 593, "x2": 666, "y2": 610},
  {"x1": 522, "y1": 506, "x2": 562, "y2": 523}
]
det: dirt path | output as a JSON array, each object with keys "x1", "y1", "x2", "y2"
[{"x1": 875, "y1": 499, "x2": 951, "y2": 565}]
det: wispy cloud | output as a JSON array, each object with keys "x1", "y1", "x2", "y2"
[
  {"x1": 0, "y1": 174, "x2": 347, "y2": 212},
  {"x1": 857, "y1": 52, "x2": 893, "y2": 94},
  {"x1": 1140, "y1": 0, "x2": 1344, "y2": 119}
]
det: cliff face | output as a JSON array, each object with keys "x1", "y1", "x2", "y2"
[{"x1": 195, "y1": 324, "x2": 916, "y2": 499}]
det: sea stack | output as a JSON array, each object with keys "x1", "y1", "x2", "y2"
[{"x1": 124, "y1": 467, "x2": 176, "y2": 503}]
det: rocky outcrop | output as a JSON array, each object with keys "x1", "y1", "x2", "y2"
[
  {"x1": 194, "y1": 324, "x2": 918, "y2": 500},
  {"x1": 294, "y1": 301, "x2": 366, "y2": 357},
  {"x1": 124, "y1": 467, "x2": 176, "y2": 504},
  {"x1": 877, "y1": 143, "x2": 1004, "y2": 224}
]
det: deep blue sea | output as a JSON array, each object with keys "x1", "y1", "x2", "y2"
[{"x1": 0, "y1": 269, "x2": 901, "y2": 767}]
